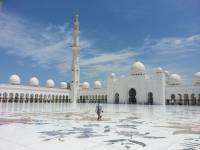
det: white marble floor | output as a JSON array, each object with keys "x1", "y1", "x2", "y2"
[{"x1": 0, "y1": 103, "x2": 200, "y2": 150}]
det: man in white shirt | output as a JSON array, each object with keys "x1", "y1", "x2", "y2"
[{"x1": 96, "y1": 103, "x2": 103, "y2": 120}]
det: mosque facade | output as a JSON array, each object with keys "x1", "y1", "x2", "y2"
[{"x1": 0, "y1": 15, "x2": 200, "y2": 106}]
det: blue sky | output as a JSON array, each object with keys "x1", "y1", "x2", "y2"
[{"x1": 0, "y1": 0, "x2": 200, "y2": 87}]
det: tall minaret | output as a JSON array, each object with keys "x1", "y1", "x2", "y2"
[{"x1": 71, "y1": 14, "x2": 80, "y2": 104}]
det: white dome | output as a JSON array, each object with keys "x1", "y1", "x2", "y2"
[
  {"x1": 110, "y1": 73, "x2": 116, "y2": 78},
  {"x1": 94, "y1": 80, "x2": 102, "y2": 89},
  {"x1": 169, "y1": 74, "x2": 182, "y2": 85},
  {"x1": 155, "y1": 67, "x2": 163, "y2": 73},
  {"x1": 194, "y1": 72, "x2": 200, "y2": 78},
  {"x1": 131, "y1": 61, "x2": 145, "y2": 75},
  {"x1": 82, "y1": 82, "x2": 90, "y2": 89},
  {"x1": 29, "y1": 77, "x2": 39, "y2": 87},
  {"x1": 46, "y1": 79, "x2": 55, "y2": 88},
  {"x1": 194, "y1": 72, "x2": 200, "y2": 85},
  {"x1": 164, "y1": 70, "x2": 170, "y2": 76},
  {"x1": 9, "y1": 74, "x2": 21, "y2": 85},
  {"x1": 60, "y1": 82, "x2": 67, "y2": 89}
]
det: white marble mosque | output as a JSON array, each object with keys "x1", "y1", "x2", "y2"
[
  {"x1": 0, "y1": 15, "x2": 200, "y2": 106},
  {"x1": 0, "y1": 15, "x2": 200, "y2": 150}
]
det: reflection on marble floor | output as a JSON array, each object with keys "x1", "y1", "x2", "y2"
[{"x1": 0, "y1": 103, "x2": 200, "y2": 150}]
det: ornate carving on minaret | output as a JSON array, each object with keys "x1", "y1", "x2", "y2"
[{"x1": 71, "y1": 14, "x2": 80, "y2": 104}]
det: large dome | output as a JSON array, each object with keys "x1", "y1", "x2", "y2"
[
  {"x1": 94, "y1": 80, "x2": 102, "y2": 89},
  {"x1": 29, "y1": 77, "x2": 39, "y2": 87},
  {"x1": 82, "y1": 82, "x2": 90, "y2": 89},
  {"x1": 169, "y1": 74, "x2": 182, "y2": 85},
  {"x1": 9, "y1": 74, "x2": 21, "y2": 85},
  {"x1": 194, "y1": 72, "x2": 200, "y2": 85},
  {"x1": 46, "y1": 79, "x2": 55, "y2": 88},
  {"x1": 131, "y1": 61, "x2": 145, "y2": 75},
  {"x1": 60, "y1": 82, "x2": 67, "y2": 89}
]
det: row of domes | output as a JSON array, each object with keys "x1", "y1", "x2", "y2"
[
  {"x1": 111, "y1": 61, "x2": 200, "y2": 85},
  {"x1": 8, "y1": 74, "x2": 103, "y2": 89},
  {"x1": 82, "y1": 80, "x2": 102, "y2": 89},
  {"x1": 9, "y1": 74, "x2": 69, "y2": 89},
  {"x1": 165, "y1": 71, "x2": 200, "y2": 86},
  {"x1": 6, "y1": 65, "x2": 200, "y2": 89},
  {"x1": 155, "y1": 68, "x2": 183, "y2": 85}
]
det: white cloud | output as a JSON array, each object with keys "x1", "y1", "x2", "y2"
[
  {"x1": 79, "y1": 48, "x2": 138, "y2": 82},
  {"x1": 81, "y1": 48, "x2": 137, "y2": 66},
  {"x1": 143, "y1": 34, "x2": 200, "y2": 55},
  {"x1": 0, "y1": 13, "x2": 68, "y2": 66},
  {"x1": 140, "y1": 34, "x2": 200, "y2": 83},
  {"x1": 0, "y1": 12, "x2": 91, "y2": 72},
  {"x1": 0, "y1": 12, "x2": 139, "y2": 83}
]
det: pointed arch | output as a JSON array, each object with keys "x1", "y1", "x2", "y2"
[
  {"x1": 129, "y1": 88, "x2": 136, "y2": 104},
  {"x1": 147, "y1": 92, "x2": 153, "y2": 105}
]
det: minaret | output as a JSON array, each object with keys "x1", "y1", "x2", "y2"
[{"x1": 71, "y1": 14, "x2": 80, "y2": 104}]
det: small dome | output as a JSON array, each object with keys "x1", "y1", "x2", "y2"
[
  {"x1": 29, "y1": 77, "x2": 39, "y2": 87},
  {"x1": 46, "y1": 79, "x2": 55, "y2": 88},
  {"x1": 131, "y1": 61, "x2": 145, "y2": 75},
  {"x1": 155, "y1": 67, "x2": 163, "y2": 73},
  {"x1": 60, "y1": 82, "x2": 67, "y2": 89},
  {"x1": 94, "y1": 80, "x2": 102, "y2": 89},
  {"x1": 194, "y1": 72, "x2": 200, "y2": 78},
  {"x1": 110, "y1": 73, "x2": 116, "y2": 78},
  {"x1": 9, "y1": 74, "x2": 21, "y2": 85},
  {"x1": 164, "y1": 70, "x2": 170, "y2": 76},
  {"x1": 82, "y1": 82, "x2": 90, "y2": 89},
  {"x1": 169, "y1": 74, "x2": 182, "y2": 85},
  {"x1": 194, "y1": 72, "x2": 200, "y2": 85}
]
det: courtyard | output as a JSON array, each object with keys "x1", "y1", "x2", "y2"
[{"x1": 0, "y1": 103, "x2": 199, "y2": 150}]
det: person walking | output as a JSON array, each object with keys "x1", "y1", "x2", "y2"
[{"x1": 96, "y1": 103, "x2": 103, "y2": 120}]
